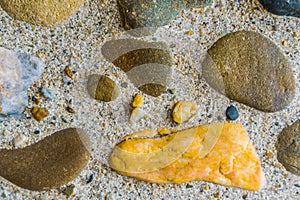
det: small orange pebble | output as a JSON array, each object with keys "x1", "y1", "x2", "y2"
[
  {"x1": 199, "y1": 8, "x2": 205, "y2": 14},
  {"x1": 294, "y1": 32, "x2": 299, "y2": 37},
  {"x1": 282, "y1": 40, "x2": 287, "y2": 46},
  {"x1": 31, "y1": 106, "x2": 49, "y2": 121},
  {"x1": 186, "y1": 30, "x2": 194, "y2": 36},
  {"x1": 132, "y1": 94, "x2": 143, "y2": 108},
  {"x1": 266, "y1": 152, "x2": 273, "y2": 158},
  {"x1": 158, "y1": 128, "x2": 171, "y2": 135},
  {"x1": 204, "y1": 185, "x2": 210, "y2": 190},
  {"x1": 64, "y1": 66, "x2": 73, "y2": 79},
  {"x1": 214, "y1": 192, "x2": 221, "y2": 198}
]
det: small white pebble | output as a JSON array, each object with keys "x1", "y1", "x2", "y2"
[
  {"x1": 130, "y1": 108, "x2": 145, "y2": 123},
  {"x1": 13, "y1": 134, "x2": 27, "y2": 147}
]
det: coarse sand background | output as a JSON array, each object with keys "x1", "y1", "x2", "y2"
[{"x1": 0, "y1": 0, "x2": 299, "y2": 199}]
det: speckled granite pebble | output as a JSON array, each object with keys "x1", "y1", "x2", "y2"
[
  {"x1": 87, "y1": 74, "x2": 120, "y2": 102},
  {"x1": 202, "y1": 31, "x2": 295, "y2": 112},
  {"x1": 0, "y1": 0, "x2": 83, "y2": 26},
  {"x1": 0, "y1": 128, "x2": 90, "y2": 191},
  {"x1": 259, "y1": 0, "x2": 300, "y2": 18},
  {"x1": 0, "y1": 47, "x2": 45, "y2": 120},
  {"x1": 276, "y1": 119, "x2": 300, "y2": 176}
]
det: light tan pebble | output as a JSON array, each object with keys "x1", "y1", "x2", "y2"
[
  {"x1": 130, "y1": 108, "x2": 145, "y2": 123},
  {"x1": 172, "y1": 101, "x2": 199, "y2": 123},
  {"x1": 13, "y1": 134, "x2": 27, "y2": 147},
  {"x1": 132, "y1": 94, "x2": 144, "y2": 108},
  {"x1": 31, "y1": 107, "x2": 49, "y2": 121},
  {"x1": 158, "y1": 127, "x2": 171, "y2": 135}
]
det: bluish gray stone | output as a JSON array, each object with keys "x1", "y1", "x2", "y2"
[
  {"x1": 0, "y1": 47, "x2": 45, "y2": 120},
  {"x1": 259, "y1": 0, "x2": 300, "y2": 18},
  {"x1": 117, "y1": 0, "x2": 213, "y2": 30}
]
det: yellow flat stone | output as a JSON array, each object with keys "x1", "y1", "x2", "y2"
[{"x1": 110, "y1": 123, "x2": 265, "y2": 191}]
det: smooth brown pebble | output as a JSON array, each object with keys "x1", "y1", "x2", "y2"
[
  {"x1": 87, "y1": 74, "x2": 120, "y2": 102},
  {"x1": 276, "y1": 119, "x2": 300, "y2": 176},
  {"x1": 0, "y1": 0, "x2": 83, "y2": 26},
  {"x1": 0, "y1": 128, "x2": 90, "y2": 191},
  {"x1": 202, "y1": 31, "x2": 295, "y2": 112}
]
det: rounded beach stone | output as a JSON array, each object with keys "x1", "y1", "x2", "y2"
[
  {"x1": 87, "y1": 74, "x2": 120, "y2": 102},
  {"x1": 0, "y1": 0, "x2": 83, "y2": 26},
  {"x1": 259, "y1": 0, "x2": 300, "y2": 18},
  {"x1": 276, "y1": 120, "x2": 300, "y2": 176},
  {"x1": 0, "y1": 128, "x2": 91, "y2": 191},
  {"x1": 202, "y1": 31, "x2": 295, "y2": 112},
  {"x1": 117, "y1": 0, "x2": 213, "y2": 30}
]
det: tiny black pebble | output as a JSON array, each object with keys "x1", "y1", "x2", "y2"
[
  {"x1": 226, "y1": 105, "x2": 239, "y2": 120},
  {"x1": 34, "y1": 130, "x2": 40, "y2": 135},
  {"x1": 295, "y1": 184, "x2": 300, "y2": 188},
  {"x1": 186, "y1": 184, "x2": 193, "y2": 188},
  {"x1": 61, "y1": 117, "x2": 68, "y2": 123},
  {"x1": 86, "y1": 174, "x2": 94, "y2": 184}
]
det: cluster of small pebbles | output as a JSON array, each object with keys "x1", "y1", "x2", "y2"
[{"x1": 0, "y1": 0, "x2": 299, "y2": 199}]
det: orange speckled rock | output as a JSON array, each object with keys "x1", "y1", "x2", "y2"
[{"x1": 110, "y1": 123, "x2": 265, "y2": 191}]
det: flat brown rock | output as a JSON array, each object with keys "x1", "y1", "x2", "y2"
[
  {"x1": 202, "y1": 31, "x2": 295, "y2": 112},
  {"x1": 0, "y1": 128, "x2": 90, "y2": 191},
  {"x1": 276, "y1": 120, "x2": 300, "y2": 176}
]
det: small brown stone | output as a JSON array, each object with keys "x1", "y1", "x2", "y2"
[
  {"x1": 0, "y1": 128, "x2": 90, "y2": 191},
  {"x1": 276, "y1": 119, "x2": 300, "y2": 176},
  {"x1": 0, "y1": 0, "x2": 83, "y2": 26},
  {"x1": 87, "y1": 74, "x2": 120, "y2": 102},
  {"x1": 31, "y1": 106, "x2": 49, "y2": 121},
  {"x1": 62, "y1": 184, "x2": 75, "y2": 197}
]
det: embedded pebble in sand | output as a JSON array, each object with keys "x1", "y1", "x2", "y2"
[
  {"x1": 31, "y1": 106, "x2": 49, "y2": 121},
  {"x1": 102, "y1": 39, "x2": 172, "y2": 97},
  {"x1": 0, "y1": 47, "x2": 45, "y2": 120},
  {"x1": 259, "y1": 0, "x2": 300, "y2": 18},
  {"x1": 110, "y1": 123, "x2": 265, "y2": 191},
  {"x1": 0, "y1": 0, "x2": 83, "y2": 26},
  {"x1": 276, "y1": 119, "x2": 300, "y2": 176},
  {"x1": 0, "y1": 128, "x2": 90, "y2": 191},
  {"x1": 130, "y1": 108, "x2": 146, "y2": 123},
  {"x1": 202, "y1": 31, "x2": 295, "y2": 112},
  {"x1": 86, "y1": 74, "x2": 120, "y2": 102},
  {"x1": 117, "y1": 0, "x2": 213, "y2": 30},
  {"x1": 172, "y1": 101, "x2": 199, "y2": 124}
]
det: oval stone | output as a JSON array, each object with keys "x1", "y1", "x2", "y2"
[
  {"x1": 0, "y1": 0, "x2": 83, "y2": 26},
  {"x1": 0, "y1": 128, "x2": 91, "y2": 191},
  {"x1": 202, "y1": 31, "x2": 295, "y2": 112},
  {"x1": 117, "y1": 0, "x2": 213, "y2": 30},
  {"x1": 87, "y1": 74, "x2": 120, "y2": 102},
  {"x1": 259, "y1": 0, "x2": 300, "y2": 18},
  {"x1": 276, "y1": 120, "x2": 300, "y2": 176}
]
